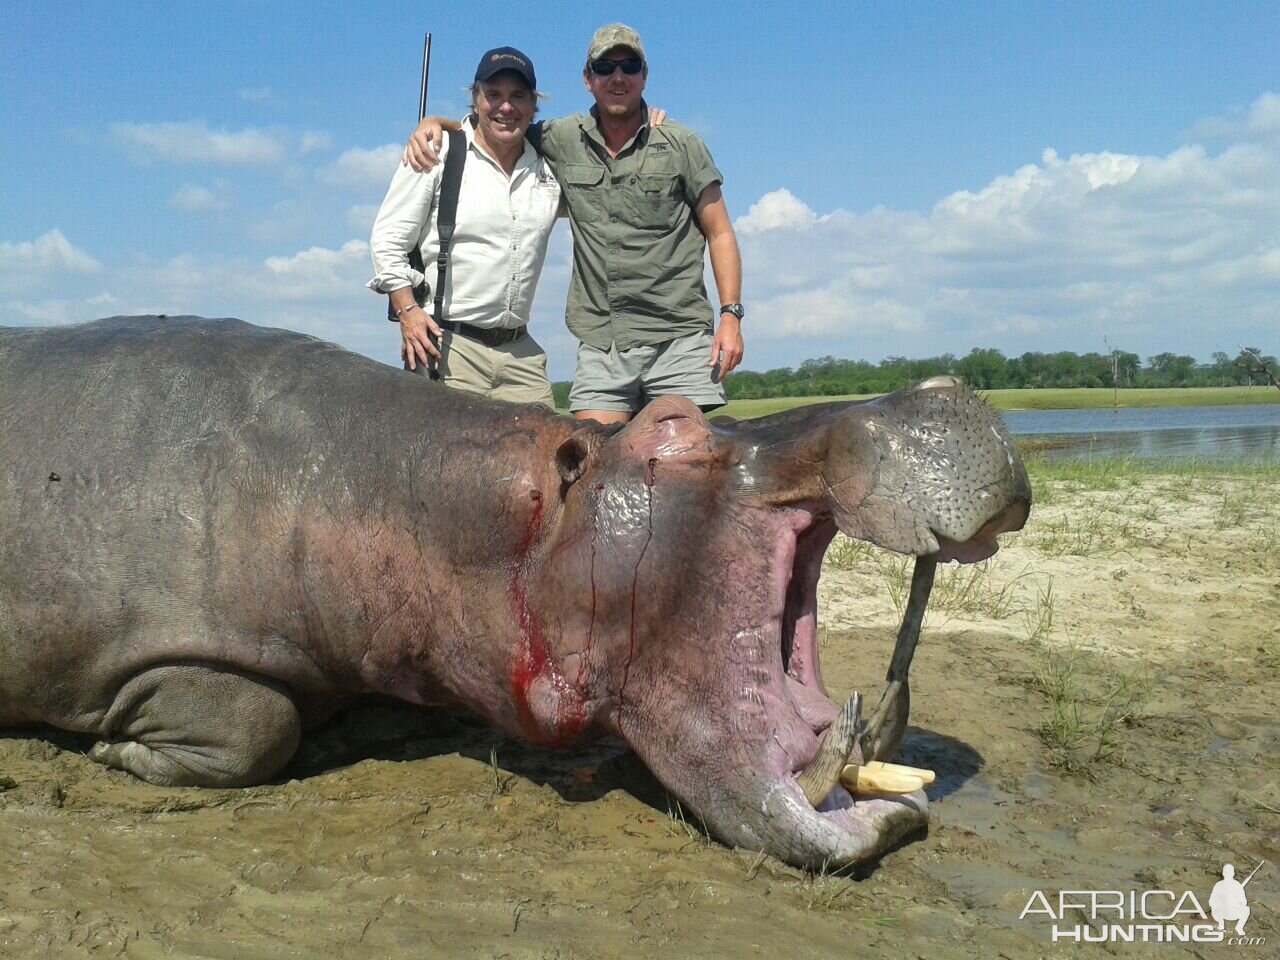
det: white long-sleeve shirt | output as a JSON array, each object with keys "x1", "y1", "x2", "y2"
[{"x1": 367, "y1": 118, "x2": 563, "y2": 330}]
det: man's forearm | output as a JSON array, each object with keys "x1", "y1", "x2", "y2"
[
  {"x1": 707, "y1": 231, "x2": 742, "y2": 309},
  {"x1": 387, "y1": 286, "x2": 418, "y2": 316}
]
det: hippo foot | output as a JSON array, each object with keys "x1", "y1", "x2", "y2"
[{"x1": 89, "y1": 663, "x2": 301, "y2": 787}]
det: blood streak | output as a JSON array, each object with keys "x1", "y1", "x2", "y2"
[
  {"x1": 573, "y1": 505, "x2": 598, "y2": 691},
  {"x1": 509, "y1": 490, "x2": 587, "y2": 746},
  {"x1": 614, "y1": 461, "x2": 657, "y2": 727}
]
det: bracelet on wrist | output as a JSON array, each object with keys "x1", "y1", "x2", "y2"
[{"x1": 394, "y1": 303, "x2": 421, "y2": 320}]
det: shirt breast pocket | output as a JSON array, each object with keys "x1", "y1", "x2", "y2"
[
  {"x1": 629, "y1": 173, "x2": 681, "y2": 229},
  {"x1": 561, "y1": 163, "x2": 605, "y2": 224}
]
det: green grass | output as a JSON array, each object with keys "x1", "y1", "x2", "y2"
[
  {"x1": 1023, "y1": 455, "x2": 1280, "y2": 484},
  {"x1": 1030, "y1": 639, "x2": 1151, "y2": 776},
  {"x1": 711, "y1": 385, "x2": 1279, "y2": 420},
  {"x1": 980, "y1": 386, "x2": 1280, "y2": 411},
  {"x1": 715, "y1": 394, "x2": 878, "y2": 419}
]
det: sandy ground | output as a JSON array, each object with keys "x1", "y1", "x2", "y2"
[{"x1": 1, "y1": 472, "x2": 1277, "y2": 959}]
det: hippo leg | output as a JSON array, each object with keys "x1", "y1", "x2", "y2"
[{"x1": 88, "y1": 663, "x2": 301, "y2": 787}]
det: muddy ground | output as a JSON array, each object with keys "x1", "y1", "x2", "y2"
[{"x1": 2, "y1": 470, "x2": 1277, "y2": 959}]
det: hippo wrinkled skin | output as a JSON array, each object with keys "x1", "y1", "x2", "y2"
[{"x1": 0, "y1": 317, "x2": 1030, "y2": 869}]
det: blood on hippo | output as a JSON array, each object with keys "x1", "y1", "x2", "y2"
[
  {"x1": 0, "y1": 317, "x2": 1031, "y2": 871},
  {"x1": 508, "y1": 487, "x2": 590, "y2": 746}
]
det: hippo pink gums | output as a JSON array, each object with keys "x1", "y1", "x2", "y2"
[{"x1": 0, "y1": 317, "x2": 1029, "y2": 869}]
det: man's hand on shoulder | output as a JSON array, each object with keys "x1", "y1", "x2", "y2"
[{"x1": 402, "y1": 115, "x2": 460, "y2": 172}]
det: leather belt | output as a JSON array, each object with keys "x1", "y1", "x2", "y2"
[{"x1": 439, "y1": 320, "x2": 527, "y2": 347}]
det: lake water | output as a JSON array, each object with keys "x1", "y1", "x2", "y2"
[{"x1": 1002, "y1": 404, "x2": 1280, "y2": 463}]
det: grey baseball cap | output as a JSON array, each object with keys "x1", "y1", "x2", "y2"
[{"x1": 586, "y1": 23, "x2": 646, "y2": 65}]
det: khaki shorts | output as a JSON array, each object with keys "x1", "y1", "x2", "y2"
[
  {"x1": 436, "y1": 329, "x2": 555, "y2": 408},
  {"x1": 569, "y1": 330, "x2": 728, "y2": 413}
]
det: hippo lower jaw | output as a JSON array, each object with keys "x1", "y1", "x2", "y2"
[{"x1": 633, "y1": 498, "x2": 1023, "y2": 871}]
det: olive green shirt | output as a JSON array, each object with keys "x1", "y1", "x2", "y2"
[{"x1": 531, "y1": 108, "x2": 724, "y2": 351}]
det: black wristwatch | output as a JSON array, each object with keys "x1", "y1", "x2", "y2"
[{"x1": 719, "y1": 303, "x2": 745, "y2": 321}]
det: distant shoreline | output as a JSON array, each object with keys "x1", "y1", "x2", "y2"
[{"x1": 712, "y1": 385, "x2": 1280, "y2": 420}]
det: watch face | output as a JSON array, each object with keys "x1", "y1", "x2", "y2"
[{"x1": 721, "y1": 303, "x2": 744, "y2": 319}]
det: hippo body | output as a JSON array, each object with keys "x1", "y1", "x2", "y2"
[{"x1": 0, "y1": 316, "x2": 1030, "y2": 868}]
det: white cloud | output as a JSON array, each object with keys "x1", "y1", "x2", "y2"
[
  {"x1": 109, "y1": 120, "x2": 328, "y2": 166},
  {"x1": 263, "y1": 240, "x2": 370, "y2": 300},
  {"x1": 168, "y1": 183, "x2": 226, "y2": 214},
  {"x1": 0, "y1": 230, "x2": 102, "y2": 293},
  {"x1": 735, "y1": 92, "x2": 1280, "y2": 361},
  {"x1": 320, "y1": 144, "x2": 402, "y2": 190},
  {"x1": 735, "y1": 188, "x2": 818, "y2": 235},
  {"x1": 299, "y1": 132, "x2": 332, "y2": 155}
]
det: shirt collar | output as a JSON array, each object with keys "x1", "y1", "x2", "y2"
[{"x1": 583, "y1": 100, "x2": 650, "y2": 156}]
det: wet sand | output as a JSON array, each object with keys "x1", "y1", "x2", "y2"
[{"x1": 2, "y1": 473, "x2": 1276, "y2": 958}]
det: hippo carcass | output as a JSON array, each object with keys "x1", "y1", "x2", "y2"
[{"x1": 0, "y1": 317, "x2": 1030, "y2": 869}]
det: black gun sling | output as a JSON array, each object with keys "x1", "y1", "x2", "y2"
[{"x1": 388, "y1": 128, "x2": 467, "y2": 380}]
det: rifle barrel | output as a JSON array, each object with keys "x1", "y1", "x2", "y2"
[{"x1": 418, "y1": 33, "x2": 431, "y2": 122}]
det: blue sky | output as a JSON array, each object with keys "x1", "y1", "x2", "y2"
[{"x1": 3, "y1": 1, "x2": 1278, "y2": 380}]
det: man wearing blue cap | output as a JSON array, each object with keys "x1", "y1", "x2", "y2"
[{"x1": 368, "y1": 47, "x2": 562, "y2": 406}]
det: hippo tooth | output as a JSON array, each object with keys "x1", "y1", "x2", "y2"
[
  {"x1": 794, "y1": 691, "x2": 861, "y2": 807},
  {"x1": 839, "y1": 760, "x2": 934, "y2": 795}
]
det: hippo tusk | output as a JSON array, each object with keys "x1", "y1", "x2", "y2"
[
  {"x1": 840, "y1": 760, "x2": 935, "y2": 795},
  {"x1": 795, "y1": 691, "x2": 861, "y2": 806},
  {"x1": 858, "y1": 555, "x2": 937, "y2": 761}
]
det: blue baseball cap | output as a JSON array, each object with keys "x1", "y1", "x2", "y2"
[{"x1": 474, "y1": 46, "x2": 536, "y2": 90}]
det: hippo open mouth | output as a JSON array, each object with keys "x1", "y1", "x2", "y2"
[
  {"x1": 570, "y1": 377, "x2": 1032, "y2": 869},
  {"x1": 758, "y1": 495, "x2": 1027, "y2": 868}
]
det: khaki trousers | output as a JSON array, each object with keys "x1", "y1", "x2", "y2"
[{"x1": 436, "y1": 329, "x2": 556, "y2": 409}]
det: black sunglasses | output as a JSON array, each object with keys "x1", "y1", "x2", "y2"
[{"x1": 589, "y1": 57, "x2": 643, "y2": 76}]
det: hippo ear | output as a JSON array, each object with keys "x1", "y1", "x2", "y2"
[{"x1": 555, "y1": 429, "x2": 602, "y2": 485}]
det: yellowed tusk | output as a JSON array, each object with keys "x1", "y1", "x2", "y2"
[
  {"x1": 839, "y1": 761, "x2": 932, "y2": 795},
  {"x1": 863, "y1": 760, "x2": 936, "y2": 785}
]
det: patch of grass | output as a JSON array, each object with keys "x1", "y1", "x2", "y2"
[
  {"x1": 930, "y1": 561, "x2": 1029, "y2": 619},
  {"x1": 718, "y1": 394, "x2": 878, "y2": 420},
  {"x1": 1028, "y1": 513, "x2": 1111, "y2": 556},
  {"x1": 1023, "y1": 581, "x2": 1056, "y2": 647},
  {"x1": 873, "y1": 553, "x2": 913, "y2": 613},
  {"x1": 1029, "y1": 640, "x2": 1150, "y2": 776},
  {"x1": 1025, "y1": 456, "x2": 1280, "y2": 485},
  {"x1": 985, "y1": 386, "x2": 1280, "y2": 411},
  {"x1": 489, "y1": 746, "x2": 512, "y2": 796},
  {"x1": 665, "y1": 794, "x2": 710, "y2": 844},
  {"x1": 824, "y1": 534, "x2": 875, "y2": 570},
  {"x1": 805, "y1": 860, "x2": 864, "y2": 911},
  {"x1": 716, "y1": 386, "x2": 1280, "y2": 421}
]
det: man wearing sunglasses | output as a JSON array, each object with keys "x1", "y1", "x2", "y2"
[{"x1": 404, "y1": 24, "x2": 744, "y2": 423}]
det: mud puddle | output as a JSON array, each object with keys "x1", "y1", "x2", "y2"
[{"x1": 1, "y1": 475, "x2": 1277, "y2": 958}]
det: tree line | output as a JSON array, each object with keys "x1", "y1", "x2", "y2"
[{"x1": 720, "y1": 347, "x2": 1279, "y2": 399}]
